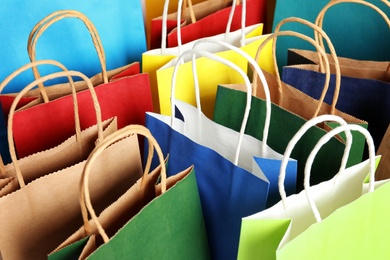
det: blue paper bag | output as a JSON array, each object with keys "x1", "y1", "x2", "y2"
[
  {"x1": 0, "y1": 0, "x2": 146, "y2": 93},
  {"x1": 145, "y1": 112, "x2": 270, "y2": 260}
]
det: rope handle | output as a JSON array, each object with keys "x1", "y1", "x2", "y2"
[
  {"x1": 278, "y1": 114, "x2": 353, "y2": 210},
  {"x1": 7, "y1": 69, "x2": 103, "y2": 188},
  {"x1": 271, "y1": 17, "x2": 342, "y2": 115},
  {"x1": 191, "y1": 38, "x2": 271, "y2": 155},
  {"x1": 254, "y1": 30, "x2": 337, "y2": 118},
  {"x1": 79, "y1": 125, "x2": 166, "y2": 243},
  {"x1": 315, "y1": 0, "x2": 390, "y2": 52},
  {"x1": 304, "y1": 123, "x2": 376, "y2": 222},
  {"x1": 170, "y1": 48, "x2": 252, "y2": 165},
  {"x1": 27, "y1": 10, "x2": 108, "y2": 103}
]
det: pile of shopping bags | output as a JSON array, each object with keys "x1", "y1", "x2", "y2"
[{"x1": 0, "y1": 0, "x2": 389, "y2": 259}]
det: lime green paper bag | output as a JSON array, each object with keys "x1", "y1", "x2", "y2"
[
  {"x1": 237, "y1": 117, "x2": 385, "y2": 259},
  {"x1": 277, "y1": 178, "x2": 390, "y2": 259}
]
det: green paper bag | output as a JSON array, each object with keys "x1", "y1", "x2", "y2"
[
  {"x1": 90, "y1": 167, "x2": 208, "y2": 259},
  {"x1": 277, "y1": 177, "x2": 390, "y2": 259},
  {"x1": 237, "y1": 117, "x2": 385, "y2": 259},
  {"x1": 213, "y1": 80, "x2": 366, "y2": 192},
  {"x1": 51, "y1": 167, "x2": 208, "y2": 259},
  {"x1": 213, "y1": 29, "x2": 367, "y2": 191},
  {"x1": 49, "y1": 125, "x2": 210, "y2": 259}
]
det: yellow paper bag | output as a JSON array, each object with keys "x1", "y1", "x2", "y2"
[
  {"x1": 142, "y1": 24, "x2": 274, "y2": 116},
  {"x1": 154, "y1": 24, "x2": 274, "y2": 117}
]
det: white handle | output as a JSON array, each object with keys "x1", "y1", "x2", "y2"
[
  {"x1": 278, "y1": 115, "x2": 353, "y2": 209},
  {"x1": 161, "y1": 0, "x2": 189, "y2": 54},
  {"x1": 161, "y1": 0, "x2": 174, "y2": 53},
  {"x1": 304, "y1": 124, "x2": 376, "y2": 222},
  {"x1": 224, "y1": 0, "x2": 246, "y2": 47},
  {"x1": 170, "y1": 48, "x2": 251, "y2": 165},
  {"x1": 191, "y1": 38, "x2": 271, "y2": 155}
]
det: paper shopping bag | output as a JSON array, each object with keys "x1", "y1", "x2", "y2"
[
  {"x1": 10, "y1": 65, "x2": 152, "y2": 159},
  {"x1": 272, "y1": 0, "x2": 390, "y2": 74},
  {"x1": 0, "y1": 1, "x2": 146, "y2": 94},
  {"x1": 282, "y1": 1, "x2": 390, "y2": 153},
  {"x1": 2, "y1": 11, "x2": 153, "y2": 159},
  {"x1": 0, "y1": 67, "x2": 117, "y2": 196},
  {"x1": 143, "y1": 21, "x2": 272, "y2": 114},
  {"x1": 165, "y1": 0, "x2": 267, "y2": 48},
  {"x1": 0, "y1": 61, "x2": 137, "y2": 164},
  {"x1": 146, "y1": 111, "x2": 271, "y2": 260},
  {"x1": 156, "y1": 27, "x2": 274, "y2": 117},
  {"x1": 164, "y1": 45, "x2": 297, "y2": 207},
  {"x1": 0, "y1": 73, "x2": 144, "y2": 259},
  {"x1": 0, "y1": 131, "x2": 142, "y2": 260},
  {"x1": 277, "y1": 174, "x2": 390, "y2": 259},
  {"x1": 213, "y1": 29, "x2": 367, "y2": 191},
  {"x1": 49, "y1": 125, "x2": 210, "y2": 259},
  {"x1": 237, "y1": 115, "x2": 382, "y2": 259}
]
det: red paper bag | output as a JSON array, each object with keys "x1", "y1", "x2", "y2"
[
  {"x1": 1, "y1": 65, "x2": 118, "y2": 194},
  {"x1": 2, "y1": 10, "x2": 153, "y2": 158},
  {"x1": 150, "y1": 0, "x2": 267, "y2": 50},
  {"x1": 168, "y1": 0, "x2": 267, "y2": 47}
]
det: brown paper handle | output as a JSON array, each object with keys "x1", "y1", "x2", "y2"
[
  {"x1": 271, "y1": 17, "x2": 341, "y2": 115},
  {"x1": 253, "y1": 30, "x2": 336, "y2": 117},
  {"x1": 7, "y1": 69, "x2": 103, "y2": 188},
  {"x1": 273, "y1": 18, "x2": 326, "y2": 73},
  {"x1": 0, "y1": 60, "x2": 77, "y2": 176},
  {"x1": 0, "y1": 59, "x2": 82, "y2": 147},
  {"x1": 182, "y1": 0, "x2": 197, "y2": 23},
  {"x1": 28, "y1": 10, "x2": 108, "y2": 103},
  {"x1": 79, "y1": 125, "x2": 167, "y2": 243},
  {"x1": 315, "y1": 0, "x2": 390, "y2": 51}
]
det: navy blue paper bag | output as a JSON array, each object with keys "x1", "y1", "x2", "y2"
[{"x1": 282, "y1": 60, "x2": 390, "y2": 153}]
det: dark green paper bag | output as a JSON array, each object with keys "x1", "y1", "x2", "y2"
[
  {"x1": 49, "y1": 125, "x2": 210, "y2": 259},
  {"x1": 90, "y1": 167, "x2": 208, "y2": 259},
  {"x1": 213, "y1": 81, "x2": 367, "y2": 192},
  {"x1": 213, "y1": 29, "x2": 367, "y2": 192}
]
